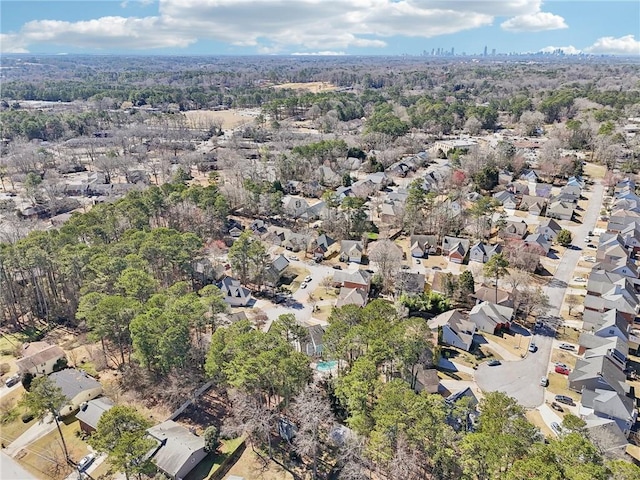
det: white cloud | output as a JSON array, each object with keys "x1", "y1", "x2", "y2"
[
  {"x1": 0, "y1": 34, "x2": 29, "y2": 53},
  {"x1": 585, "y1": 35, "x2": 640, "y2": 55},
  {"x1": 539, "y1": 45, "x2": 582, "y2": 55},
  {"x1": 501, "y1": 11, "x2": 568, "y2": 32},
  {"x1": 1, "y1": 0, "x2": 546, "y2": 53}
]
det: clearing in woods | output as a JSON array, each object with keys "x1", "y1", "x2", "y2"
[{"x1": 272, "y1": 82, "x2": 337, "y2": 93}]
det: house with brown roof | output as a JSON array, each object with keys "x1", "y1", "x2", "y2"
[
  {"x1": 519, "y1": 195, "x2": 546, "y2": 216},
  {"x1": 16, "y1": 342, "x2": 66, "y2": 377},
  {"x1": 499, "y1": 220, "x2": 528, "y2": 240}
]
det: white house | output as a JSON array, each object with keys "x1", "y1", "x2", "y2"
[
  {"x1": 428, "y1": 310, "x2": 476, "y2": 352},
  {"x1": 340, "y1": 240, "x2": 364, "y2": 263},
  {"x1": 16, "y1": 342, "x2": 66, "y2": 376},
  {"x1": 219, "y1": 276, "x2": 252, "y2": 307}
]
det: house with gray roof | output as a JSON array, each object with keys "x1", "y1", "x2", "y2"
[
  {"x1": 410, "y1": 235, "x2": 438, "y2": 257},
  {"x1": 547, "y1": 200, "x2": 574, "y2": 221},
  {"x1": 219, "y1": 276, "x2": 252, "y2": 307},
  {"x1": 469, "y1": 302, "x2": 513, "y2": 334},
  {"x1": 535, "y1": 218, "x2": 562, "y2": 242},
  {"x1": 282, "y1": 196, "x2": 310, "y2": 218},
  {"x1": 519, "y1": 195, "x2": 546, "y2": 216},
  {"x1": 524, "y1": 233, "x2": 550, "y2": 255},
  {"x1": 336, "y1": 287, "x2": 368, "y2": 308},
  {"x1": 428, "y1": 310, "x2": 475, "y2": 351},
  {"x1": 76, "y1": 397, "x2": 114, "y2": 434},
  {"x1": 469, "y1": 242, "x2": 502, "y2": 264},
  {"x1": 296, "y1": 323, "x2": 326, "y2": 357},
  {"x1": 395, "y1": 272, "x2": 426, "y2": 296},
  {"x1": 499, "y1": 220, "x2": 528, "y2": 240},
  {"x1": 586, "y1": 271, "x2": 627, "y2": 297},
  {"x1": 442, "y1": 236, "x2": 470, "y2": 264},
  {"x1": 568, "y1": 355, "x2": 629, "y2": 396},
  {"x1": 581, "y1": 389, "x2": 637, "y2": 438},
  {"x1": 147, "y1": 420, "x2": 207, "y2": 480},
  {"x1": 49, "y1": 369, "x2": 103, "y2": 417},
  {"x1": 493, "y1": 191, "x2": 518, "y2": 210},
  {"x1": 340, "y1": 240, "x2": 364, "y2": 263},
  {"x1": 578, "y1": 332, "x2": 629, "y2": 362},
  {"x1": 582, "y1": 310, "x2": 630, "y2": 342},
  {"x1": 592, "y1": 258, "x2": 639, "y2": 280},
  {"x1": 584, "y1": 417, "x2": 629, "y2": 457}
]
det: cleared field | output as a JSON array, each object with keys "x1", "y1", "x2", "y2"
[
  {"x1": 183, "y1": 108, "x2": 260, "y2": 130},
  {"x1": 272, "y1": 82, "x2": 336, "y2": 93}
]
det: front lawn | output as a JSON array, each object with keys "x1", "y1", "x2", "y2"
[
  {"x1": 184, "y1": 437, "x2": 244, "y2": 480},
  {"x1": 546, "y1": 372, "x2": 580, "y2": 402}
]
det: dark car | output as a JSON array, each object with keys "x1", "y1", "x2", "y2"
[
  {"x1": 550, "y1": 402, "x2": 564, "y2": 412},
  {"x1": 487, "y1": 359, "x2": 501, "y2": 366},
  {"x1": 554, "y1": 395, "x2": 574, "y2": 405},
  {"x1": 332, "y1": 265, "x2": 342, "y2": 270},
  {"x1": 4, "y1": 374, "x2": 20, "y2": 388}
]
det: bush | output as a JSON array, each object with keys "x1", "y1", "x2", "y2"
[
  {"x1": 21, "y1": 412, "x2": 35, "y2": 423},
  {"x1": 0, "y1": 363, "x2": 10, "y2": 376}
]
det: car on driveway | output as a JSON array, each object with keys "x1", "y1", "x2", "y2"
[
  {"x1": 300, "y1": 282, "x2": 308, "y2": 289},
  {"x1": 550, "y1": 402, "x2": 564, "y2": 412},
  {"x1": 77, "y1": 453, "x2": 95, "y2": 472},
  {"x1": 540, "y1": 376, "x2": 548, "y2": 387},
  {"x1": 5, "y1": 374, "x2": 20, "y2": 387},
  {"x1": 555, "y1": 362, "x2": 568, "y2": 369},
  {"x1": 559, "y1": 343, "x2": 576, "y2": 351},
  {"x1": 304, "y1": 275, "x2": 312, "y2": 283},
  {"x1": 550, "y1": 422, "x2": 562, "y2": 436},
  {"x1": 555, "y1": 365, "x2": 570, "y2": 375},
  {"x1": 554, "y1": 395, "x2": 574, "y2": 405},
  {"x1": 487, "y1": 359, "x2": 501, "y2": 366},
  {"x1": 572, "y1": 277, "x2": 586, "y2": 283}
]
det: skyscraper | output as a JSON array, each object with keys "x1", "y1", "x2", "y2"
[{"x1": 483, "y1": 45, "x2": 488, "y2": 56}]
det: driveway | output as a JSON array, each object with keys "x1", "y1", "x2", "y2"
[
  {"x1": 3, "y1": 414, "x2": 57, "y2": 458},
  {"x1": 474, "y1": 180, "x2": 604, "y2": 408}
]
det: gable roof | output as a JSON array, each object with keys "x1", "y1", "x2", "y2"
[
  {"x1": 271, "y1": 254, "x2": 290, "y2": 274},
  {"x1": 340, "y1": 240, "x2": 364, "y2": 255},
  {"x1": 16, "y1": 343, "x2": 65, "y2": 372},
  {"x1": 536, "y1": 218, "x2": 562, "y2": 233},
  {"x1": 76, "y1": 397, "x2": 114, "y2": 430},
  {"x1": 49, "y1": 369, "x2": 102, "y2": 400},
  {"x1": 582, "y1": 388, "x2": 635, "y2": 422},
  {"x1": 469, "y1": 302, "x2": 513, "y2": 327},
  {"x1": 148, "y1": 420, "x2": 206, "y2": 478},
  {"x1": 396, "y1": 272, "x2": 426, "y2": 294},
  {"x1": 569, "y1": 355, "x2": 629, "y2": 396},
  {"x1": 336, "y1": 287, "x2": 368, "y2": 308}
]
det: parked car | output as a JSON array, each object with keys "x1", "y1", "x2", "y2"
[
  {"x1": 584, "y1": 256, "x2": 596, "y2": 262},
  {"x1": 550, "y1": 402, "x2": 564, "y2": 412},
  {"x1": 555, "y1": 365, "x2": 570, "y2": 375},
  {"x1": 555, "y1": 362, "x2": 569, "y2": 369},
  {"x1": 554, "y1": 395, "x2": 574, "y2": 405},
  {"x1": 550, "y1": 422, "x2": 562, "y2": 436},
  {"x1": 540, "y1": 376, "x2": 549, "y2": 387},
  {"x1": 332, "y1": 265, "x2": 342, "y2": 270},
  {"x1": 528, "y1": 343, "x2": 537, "y2": 353},
  {"x1": 487, "y1": 359, "x2": 501, "y2": 366},
  {"x1": 300, "y1": 282, "x2": 308, "y2": 289},
  {"x1": 287, "y1": 255, "x2": 298, "y2": 261},
  {"x1": 416, "y1": 259, "x2": 421, "y2": 264},
  {"x1": 304, "y1": 275, "x2": 312, "y2": 283},
  {"x1": 77, "y1": 453, "x2": 95, "y2": 472},
  {"x1": 559, "y1": 343, "x2": 576, "y2": 351},
  {"x1": 432, "y1": 266, "x2": 441, "y2": 270},
  {"x1": 572, "y1": 277, "x2": 586, "y2": 283},
  {"x1": 4, "y1": 374, "x2": 20, "y2": 388},
  {"x1": 588, "y1": 231, "x2": 593, "y2": 236},
  {"x1": 586, "y1": 243, "x2": 597, "y2": 249}
]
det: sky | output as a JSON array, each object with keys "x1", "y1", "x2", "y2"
[{"x1": 1, "y1": 0, "x2": 639, "y2": 56}]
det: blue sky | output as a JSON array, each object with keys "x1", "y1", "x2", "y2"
[{"x1": 1, "y1": 0, "x2": 638, "y2": 56}]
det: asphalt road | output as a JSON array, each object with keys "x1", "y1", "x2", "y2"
[{"x1": 475, "y1": 180, "x2": 604, "y2": 408}]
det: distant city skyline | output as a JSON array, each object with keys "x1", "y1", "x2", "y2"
[{"x1": 1, "y1": 1, "x2": 639, "y2": 57}]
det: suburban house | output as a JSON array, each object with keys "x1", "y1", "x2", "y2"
[
  {"x1": 506, "y1": 181, "x2": 529, "y2": 196},
  {"x1": 414, "y1": 367, "x2": 440, "y2": 394},
  {"x1": 568, "y1": 355, "x2": 629, "y2": 396},
  {"x1": 473, "y1": 286, "x2": 512, "y2": 307},
  {"x1": 592, "y1": 258, "x2": 639, "y2": 279},
  {"x1": 340, "y1": 240, "x2": 364, "y2": 263},
  {"x1": 547, "y1": 201, "x2": 574, "y2": 221},
  {"x1": 581, "y1": 389, "x2": 637, "y2": 438},
  {"x1": 596, "y1": 236, "x2": 630, "y2": 264},
  {"x1": 147, "y1": 420, "x2": 207, "y2": 480},
  {"x1": 265, "y1": 254, "x2": 290, "y2": 286},
  {"x1": 282, "y1": 196, "x2": 310, "y2": 218},
  {"x1": 584, "y1": 417, "x2": 629, "y2": 456},
  {"x1": 428, "y1": 310, "x2": 476, "y2": 351},
  {"x1": 335, "y1": 287, "x2": 368, "y2": 308},
  {"x1": 578, "y1": 332, "x2": 628, "y2": 360},
  {"x1": 219, "y1": 276, "x2": 252, "y2": 307},
  {"x1": 76, "y1": 397, "x2": 114, "y2": 434},
  {"x1": 332, "y1": 269, "x2": 373, "y2": 292},
  {"x1": 535, "y1": 218, "x2": 563, "y2": 242},
  {"x1": 49, "y1": 369, "x2": 103, "y2": 417},
  {"x1": 586, "y1": 271, "x2": 627, "y2": 297},
  {"x1": 395, "y1": 272, "x2": 426, "y2": 296},
  {"x1": 493, "y1": 191, "x2": 518, "y2": 210},
  {"x1": 582, "y1": 309, "x2": 630, "y2": 342},
  {"x1": 311, "y1": 234, "x2": 335, "y2": 261},
  {"x1": 441, "y1": 236, "x2": 470, "y2": 264},
  {"x1": 524, "y1": 233, "x2": 551, "y2": 255},
  {"x1": 584, "y1": 281, "x2": 639, "y2": 324},
  {"x1": 469, "y1": 302, "x2": 513, "y2": 334},
  {"x1": 296, "y1": 323, "x2": 325, "y2": 357},
  {"x1": 519, "y1": 195, "x2": 546, "y2": 216},
  {"x1": 410, "y1": 235, "x2": 439, "y2": 257},
  {"x1": 499, "y1": 220, "x2": 528, "y2": 240},
  {"x1": 16, "y1": 342, "x2": 66, "y2": 376},
  {"x1": 469, "y1": 242, "x2": 502, "y2": 264}
]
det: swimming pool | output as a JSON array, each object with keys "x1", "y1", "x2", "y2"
[{"x1": 316, "y1": 360, "x2": 338, "y2": 372}]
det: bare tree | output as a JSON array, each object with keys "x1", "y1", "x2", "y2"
[
  {"x1": 291, "y1": 384, "x2": 335, "y2": 480},
  {"x1": 223, "y1": 390, "x2": 277, "y2": 458},
  {"x1": 464, "y1": 116, "x2": 482, "y2": 135},
  {"x1": 369, "y1": 239, "x2": 403, "y2": 294},
  {"x1": 336, "y1": 431, "x2": 373, "y2": 480}
]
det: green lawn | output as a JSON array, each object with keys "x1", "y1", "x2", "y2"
[{"x1": 0, "y1": 386, "x2": 38, "y2": 445}]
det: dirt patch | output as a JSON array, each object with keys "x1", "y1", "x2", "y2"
[
  {"x1": 526, "y1": 409, "x2": 554, "y2": 438},
  {"x1": 551, "y1": 349, "x2": 578, "y2": 368},
  {"x1": 272, "y1": 82, "x2": 336, "y2": 93},
  {"x1": 224, "y1": 446, "x2": 294, "y2": 480},
  {"x1": 183, "y1": 108, "x2": 260, "y2": 130},
  {"x1": 174, "y1": 389, "x2": 229, "y2": 435},
  {"x1": 583, "y1": 162, "x2": 606, "y2": 179}
]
